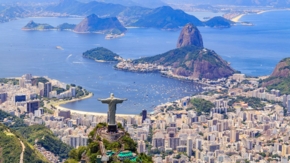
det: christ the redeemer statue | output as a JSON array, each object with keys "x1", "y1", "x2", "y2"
[{"x1": 98, "y1": 93, "x2": 127, "y2": 131}]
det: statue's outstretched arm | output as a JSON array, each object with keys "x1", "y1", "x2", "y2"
[
  {"x1": 98, "y1": 98, "x2": 111, "y2": 103},
  {"x1": 116, "y1": 98, "x2": 127, "y2": 103}
]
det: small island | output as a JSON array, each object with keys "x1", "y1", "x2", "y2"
[
  {"x1": 82, "y1": 47, "x2": 122, "y2": 62},
  {"x1": 22, "y1": 20, "x2": 54, "y2": 30}
]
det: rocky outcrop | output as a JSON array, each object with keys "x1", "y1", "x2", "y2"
[
  {"x1": 132, "y1": 24, "x2": 235, "y2": 80},
  {"x1": 74, "y1": 14, "x2": 127, "y2": 34},
  {"x1": 270, "y1": 58, "x2": 290, "y2": 78},
  {"x1": 134, "y1": 46, "x2": 235, "y2": 80},
  {"x1": 177, "y1": 23, "x2": 204, "y2": 48},
  {"x1": 262, "y1": 58, "x2": 290, "y2": 94}
]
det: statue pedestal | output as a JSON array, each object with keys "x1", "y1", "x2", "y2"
[
  {"x1": 100, "y1": 128, "x2": 124, "y2": 142},
  {"x1": 107, "y1": 124, "x2": 118, "y2": 133}
]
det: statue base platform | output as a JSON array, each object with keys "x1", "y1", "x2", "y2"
[
  {"x1": 107, "y1": 124, "x2": 118, "y2": 133},
  {"x1": 100, "y1": 128, "x2": 124, "y2": 142}
]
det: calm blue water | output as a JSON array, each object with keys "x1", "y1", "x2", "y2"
[{"x1": 0, "y1": 10, "x2": 289, "y2": 114}]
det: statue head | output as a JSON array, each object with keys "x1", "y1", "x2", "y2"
[{"x1": 110, "y1": 93, "x2": 114, "y2": 98}]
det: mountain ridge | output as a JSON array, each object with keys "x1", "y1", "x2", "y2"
[{"x1": 74, "y1": 14, "x2": 127, "y2": 34}]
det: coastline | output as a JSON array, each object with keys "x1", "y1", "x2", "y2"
[
  {"x1": 231, "y1": 14, "x2": 245, "y2": 22},
  {"x1": 51, "y1": 93, "x2": 135, "y2": 117}
]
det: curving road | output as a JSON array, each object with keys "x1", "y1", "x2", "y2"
[{"x1": 19, "y1": 139, "x2": 25, "y2": 163}]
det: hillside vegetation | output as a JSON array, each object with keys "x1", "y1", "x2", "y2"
[
  {"x1": 83, "y1": 47, "x2": 120, "y2": 61},
  {"x1": 0, "y1": 123, "x2": 49, "y2": 163},
  {"x1": 134, "y1": 45, "x2": 235, "y2": 79},
  {"x1": 262, "y1": 58, "x2": 290, "y2": 94},
  {"x1": 0, "y1": 110, "x2": 72, "y2": 160}
]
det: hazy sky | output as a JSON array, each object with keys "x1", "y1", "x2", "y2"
[{"x1": 1, "y1": 0, "x2": 289, "y2": 7}]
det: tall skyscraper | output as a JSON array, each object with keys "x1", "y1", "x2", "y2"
[
  {"x1": 137, "y1": 140, "x2": 146, "y2": 153},
  {"x1": 27, "y1": 100, "x2": 40, "y2": 113},
  {"x1": 70, "y1": 87, "x2": 76, "y2": 97},
  {"x1": 142, "y1": 109, "x2": 147, "y2": 123},
  {"x1": 38, "y1": 82, "x2": 45, "y2": 96},
  {"x1": 0, "y1": 93, "x2": 7, "y2": 104},
  {"x1": 230, "y1": 129, "x2": 239, "y2": 143},
  {"x1": 44, "y1": 82, "x2": 52, "y2": 97},
  {"x1": 187, "y1": 136, "x2": 193, "y2": 157},
  {"x1": 196, "y1": 139, "x2": 202, "y2": 150}
]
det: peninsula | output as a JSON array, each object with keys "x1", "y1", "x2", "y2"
[{"x1": 115, "y1": 23, "x2": 235, "y2": 80}]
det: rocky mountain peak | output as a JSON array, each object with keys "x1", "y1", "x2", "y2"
[
  {"x1": 270, "y1": 58, "x2": 290, "y2": 78},
  {"x1": 177, "y1": 23, "x2": 204, "y2": 48}
]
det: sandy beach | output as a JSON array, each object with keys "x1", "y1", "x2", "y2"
[
  {"x1": 51, "y1": 93, "x2": 136, "y2": 117},
  {"x1": 231, "y1": 14, "x2": 245, "y2": 22}
]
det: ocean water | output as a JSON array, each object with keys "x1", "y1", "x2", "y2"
[{"x1": 0, "y1": 10, "x2": 289, "y2": 114}]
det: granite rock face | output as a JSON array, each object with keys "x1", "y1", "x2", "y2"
[{"x1": 177, "y1": 23, "x2": 204, "y2": 48}]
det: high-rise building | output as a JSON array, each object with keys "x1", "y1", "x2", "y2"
[
  {"x1": 196, "y1": 139, "x2": 202, "y2": 150},
  {"x1": 70, "y1": 87, "x2": 76, "y2": 97},
  {"x1": 38, "y1": 82, "x2": 45, "y2": 96},
  {"x1": 137, "y1": 140, "x2": 146, "y2": 153},
  {"x1": 187, "y1": 137, "x2": 193, "y2": 157},
  {"x1": 0, "y1": 92, "x2": 7, "y2": 104},
  {"x1": 80, "y1": 135, "x2": 88, "y2": 147},
  {"x1": 27, "y1": 100, "x2": 40, "y2": 113},
  {"x1": 69, "y1": 135, "x2": 80, "y2": 148},
  {"x1": 19, "y1": 74, "x2": 32, "y2": 88},
  {"x1": 230, "y1": 130, "x2": 239, "y2": 143},
  {"x1": 246, "y1": 140, "x2": 253, "y2": 150},
  {"x1": 142, "y1": 109, "x2": 147, "y2": 123},
  {"x1": 282, "y1": 144, "x2": 288, "y2": 157},
  {"x1": 15, "y1": 94, "x2": 26, "y2": 103},
  {"x1": 287, "y1": 99, "x2": 290, "y2": 114},
  {"x1": 44, "y1": 82, "x2": 52, "y2": 97},
  {"x1": 58, "y1": 110, "x2": 71, "y2": 119},
  {"x1": 209, "y1": 144, "x2": 220, "y2": 152}
]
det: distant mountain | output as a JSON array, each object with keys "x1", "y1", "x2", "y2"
[
  {"x1": 117, "y1": 6, "x2": 151, "y2": 25},
  {"x1": 262, "y1": 58, "x2": 290, "y2": 94},
  {"x1": 45, "y1": 1, "x2": 234, "y2": 29},
  {"x1": 162, "y1": 0, "x2": 290, "y2": 7},
  {"x1": 205, "y1": 16, "x2": 234, "y2": 28},
  {"x1": 22, "y1": 20, "x2": 54, "y2": 30},
  {"x1": 133, "y1": 24, "x2": 235, "y2": 79},
  {"x1": 46, "y1": 0, "x2": 126, "y2": 16},
  {"x1": 0, "y1": 0, "x2": 58, "y2": 4},
  {"x1": 131, "y1": 6, "x2": 204, "y2": 29},
  {"x1": 91, "y1": 0, "x2": 166, "y2": 8},
  {"x1": 74, "y1": 14, "x2": 127, "y2": 34},
  {"x1": 56, "y1": 23, "x2": 76, "y2": 30},
  {"x1": 0, "y1": 6, "x2": 27, "y2": 23},
  {"x1": 131, "y1": 0, "x2": 166, "y2": 8},
  {"x1": 177, "y1": 23, "x2": 203, "y2": 48}
]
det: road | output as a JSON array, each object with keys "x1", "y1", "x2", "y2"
[{"x1": 19, "y1": 139, "x2": 25, "y2": 163}]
